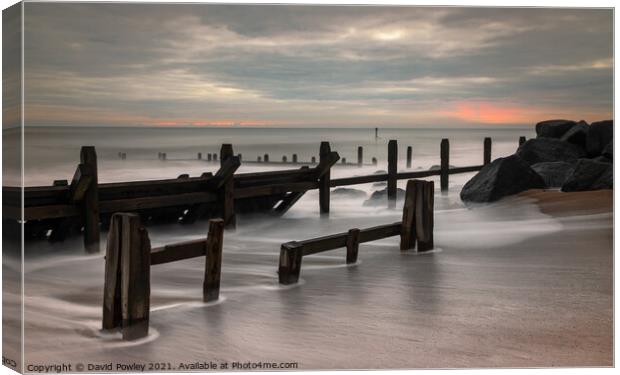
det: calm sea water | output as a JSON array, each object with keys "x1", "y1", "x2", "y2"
[{"x1": 6, "y1": 126, "x2": 611, "y2": 369}]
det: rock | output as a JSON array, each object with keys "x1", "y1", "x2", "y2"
[
  {"x1": 516, "y1": 138, "x2": 586, "y2": 165},
  {"x1": 602, "y1": 141, "x2": 613, "y2": 160},
  {"x1": 331, "y1": 187, "x2": 367, "y2": 199},
  {"x1": 460, "y1": 155, "x2": 545, "y2": 203},
  {"x1": 560, "y1": 120, "x2": 589, "y2": 147},
  {"x1": 586, "y1": 120, "x2": 613, "y2": 156},
  {"x1": 429, "y1": 164, "x2": 455, "y2": 171},
  {"x1": 561, "y1": 159, "x2": 613, "y2": 192},
  {"x1": 363, "y1": 187, "x2": 406, "y2": 207},
  {"x1": 531, "y1": 161, "x2": 575, "y2": 188},
  {"x1": 535, "y1": 119, "x2": 577, "y2": 138}
]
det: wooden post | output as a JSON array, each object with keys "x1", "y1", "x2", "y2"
[
  {"x1": 213, "y1": 153, "x2": 218, "y2": 161},
  {"x1": 264, "y1": 154, "x2": 269, "y2": 162},
  {"x1": 220, "y1": 144, "x2": 233, "y2": 167},
  {"x1": 346, "y1": 228, "x2": 360, "y2": 264},
  {"x1": 372, "y1": 157, "x2": 377, "y2": 165},
  {"x1": 519, "y1": 136, "x2": 526, "y2": 146},
  {"x1": 319, "y1": 142, "x2": 331, "y2": 214},
  {"x1": 483, "y1": 137, "x2": 492, "y2": 165},
  {"x1": 440, "y1": 139, "x2": 449, "y2": 192},
  {"x1": 416, "y1": 181, "x2": 435, "y2": 252},
  {"x1": 278, "y1": 242, "x2": 304, "y2": 285},
  {"x1": 387, "y1": 140, "x2": 397, "y2": 208},
  {"x1": 342, "y1": 157, "x2": 346, "y2": 164},
  {"x1": 204, "y1": 219, "x2": 224, "y2": 302},
  {"x1": 102, "y1": 213, "x2": 151, "y2": 341},
  {"x1": 257, "y1": 156, "x2": 262, "y2": 162},
  {"x1": 162, "y1": 152, "x2": 166, "y2": 160},
  {"x1": 207, "y1": 154, "x2": 212, "y2": 161},
  {"x1": 282, "y1": 156, "x2": 287, "y2": 162},
  {"x1": 198, "y1": 152, "x2": 202, "y2": 160},
  {"x1": 237, "y1": 153, "x2": 242, "y2": 162},
  {"x1": 292, "y1": 154, "x2": 298, "y2": 164},
  {"x1": 400, "y1": 180, "x2": 417, "y2": 250},
  {"x1": 80, "y1": 146, "x2": 100, "y2": 253},
  {"x1": 311, "y1": 156, "x2": 316, "y2": 163},
  {"x1": 357, "y1": 146, "x2": 363, "y2": 167},
  {"x1": 406, "y1": 146, "x2": 412, "y2": 169}
]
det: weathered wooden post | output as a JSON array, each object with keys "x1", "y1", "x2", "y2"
[
  {"x1": 519, "y1": 136, "x2": 526, "y2": 146},
  {"x1": 264, "y1": 154, "x2": 269, "y2": 162},
  {"x1": 162, "y1": 152, "x2": 167, "y2": 160},
  {"x1": 416, "y1": 180, "x2": 435, "y2": 252},
  {"x1": 204, "y1": 219, "x2": 224, "y2": 302},
  {"x1": 483, "y1": 137, "x2": 492, "y2": 165},
  {"x1": 372, "y1": 157, "x2": 377, "y2": 165},
  {"x1": 207, "y1": 153, "x2": 212, "y2": 161},
  {"x1": 278, "y1": 242, "x2": 304, "y2": 285},
  {"x1": 80, "y1": 146, "x2": 100, "y2": 253},
  {"x1": 311, "y1": 156, "x2": 316, "y2": 163},
  {"x1": 346, "y1": 228, "x2": 360, "y2": 264},
  {"x1": 198, "y1": 152, "x2": 202, "y2": 160},
  {"x1": 440, "y1": 139, "x2": 449, "y2": 192},
  {"x1": 219, "y1": 145, "x2": 237, "y2": 229},
  {"x1": 102, "y1": 213, "x2": 151, "y2": 340},
  {"x1": 319, "y1": 142, "x2": 331, "y2": 214},
  {"x1": 257, "y1": 156, "x2": 262, "y2": 162},
  {"x1": 342, "y1": 157, "x2": 347, "y2": 164},
  {"x1": 400, "y1": 180, "x2": 417, "y2": 250},
  {"x1": 213, "y1": 153, "x2": 218, "y2": 162},
  {"x1": 237, "y1": 153, "x2": 242, "y2": 161},
  {"x1": 387, "y1": 140, "x2": 397, "y2": 208},
  {"x1": 282, "y1": 156, "x2": 287, "y2": 162},
  {"x1": 292, "y1": 154, "x2": 298, "y2": 164},
  {"x1": 357, "y1": 146, "x2": 363, "y2": 167},
  {"x1": 406, "y1": 146, "x2": 412, "y2": 169}
]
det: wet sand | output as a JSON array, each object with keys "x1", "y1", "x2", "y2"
[{"x1": 11, "y1": 188, "x2": 614, "y2": 370}]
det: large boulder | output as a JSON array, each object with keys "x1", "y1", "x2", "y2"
[
  {"x1": 586, "y1": 120, "x2": 613, "y2": 156},
  {"x1": 560, "y1": 120, "x2": 589, "y2": 147},
  {"x1": 460, "y1": 155, "x2": 545, "y2": 203},
  {"x1": 561, "y1": 159, "x2": 613, "y2": 192},
  {"x1": 535, "y1": 119, "x2": 577, "y2": 138},
  {"x1": 516, "y1": 138, "x2": 586, "y2": 165},
  {"x1": 531, "y1": 161, "x2": 575, "y2": 188},
  {"x1": 363, "y1": 187, "x2": 406, "y2": 206}
]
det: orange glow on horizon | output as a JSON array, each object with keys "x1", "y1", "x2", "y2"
[{"x1": 440, "y1": 101, "x2": 540, "y2": 124}]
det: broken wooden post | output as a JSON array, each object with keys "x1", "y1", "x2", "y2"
[
  {"x1": 204, "y1": 219, "x2": 224, "y2": 302},
  {"x1": 278, "y1": 242, "x2": 304, "y2": 285},
  {"x1": 372, "y1": 157, "x2": 377, "y2": 165},
  {"x1": 198, "y1": 152, "x2": 202, "y2": 160},
  {"x1": 483, "y1": 137, "x2": 492, "y2": 165},
  {"x1": 220, "y1": 144, "x2": 233, "y2": 167},
  {"x1": 400, "y1": 180, "x2": 417, "y2": 250},
  {"x1": 406, "y1": 146, "x2": 412, "y2": 169},
  {"x1": 440, "y1": 139, "x2": 449, "y2": 192},
  {"x1": 264, "y1": 154, "x2": 269, "y2": 162},
  {"x1": 80, "y1": 146, "x2": 100, "y2": 253},
  {"x1": 416, "y1": 180, "x2": 435, "y2": 252},
  {"x1": 292, "y1": 154, "x2": 298, "y2": 164},
  {"x1": 102, "y1": 213, "x2": 151, "y2": 340},
  {"x1": 519, "y1": 136, "x2": 526, "y2": 146},
  {"x1": 346, "y1": 228, "x2": 360, "y2": 264},
  {"x1": 319, "y1": 142, "x2": 332, "y2": 214},
  {"x1": 357, "y1": 146, "x2": 363, "y2": 167},
  {"x1": 387, "y1": 140, "x2": 397, "y2": 208}
]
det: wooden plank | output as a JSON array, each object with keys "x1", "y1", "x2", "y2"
[
  {"x1": 150, "y1": 238, "x2": 206, "y2": 265},
  {"x1": 102, "y1": 213, "x2": 122, "y2": 330},
  {"x1": 330, "y1": 174, "x2": 388, "y2": 187},
  {"x1": 235, "y1": 181, "x2": 318, "y2": 199},
  {"x1": 387, "y1": 140, "x2": 397, "y2": 208},
  {"x1": 278, "y1": 242, "x2": 304, "y2": 285},
  {"x1": 204, "y1": 219, "x2": 224, "y2": 302},
  {"x1": 318, "y1": 142, "x2": 331, "y2": 214},
  {"x1": 484, "y1": 137, "x2": 492, "y2": 165},
  {"x1": 81, "y1": 146, "x2": 100, "y2": 253},
  {"x1": 400, "y1": 180, "x2": 417, "y2": 250},
  {"x1": 440, "y1": 139, "x2": 449, "y2": 192},
  {"x1": 212, "y1": 156, "x2": 241, "y2": 189},
  {"x1": 315, "y1": 151, "x2": 339, "y2": 179},
  {"x1": 358, "y1": 222, "x2": 402, "y2": 242},
  {"x1": 272, "y1": 191, "x2": 307, "y2": 216},
  {"x1": 100, "y1": 191, "x2": 218, "y2": 213},
  {"x1": 346, "y1": 228, "x2": 360, "y2": 264},
  {"x1": 120, "y1": 213, "x2": 151, "y2": 340},
  {"x1": 69, "y1": 164, "x2": 93, "y2": 202},
  {"x1": 300, "y1": 233, "x2": 348, "y2": 256}
]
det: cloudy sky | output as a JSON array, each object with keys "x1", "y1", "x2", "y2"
[{"x1": 21, "y1": 3, "x2": 613, "y2": 128}]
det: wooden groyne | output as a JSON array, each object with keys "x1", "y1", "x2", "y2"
[
  {"x1": 102, "y1": 213, "x2": 224, "y2": 340},
  {"x1": 3, "y1": 137, "x2": 520, "y2": 252},
  {"x1": 279, "y1": 179, "x2": 435, "y2": 284}
]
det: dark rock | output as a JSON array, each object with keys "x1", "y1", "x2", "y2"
[
  {"x1": 516, "y1": 138, "x2": 586, "y2": 165},
  {"x1": 592, "y1": 155, "x2": 612, "y2": 164},
  {"x1": 332, "y1": 187, "x2": 367, "y2": 199},
  {"x1": 429, "y1": 164, "x2": 455, "y2": 171},
  {"x1": 363, "y1": 187, "x2": 406, "y2": 207},
  {"x1": 460, "y1": 155, "x2": 545, "y2": 203},
  {"x1": 560, "y1": 120, "x2": 589, "y2": 147},
  {"x1": 531, "y1": 161, "x2": 575, "y2": 188},
  {"x1": 535, "y1": 119, "x2": 577, "y2": 138},
  {"x1": 602, "y1": 141, "x2": 613, "y2": 160},
  {"x1": 561, "y1": 159, "x2": 613, "y2": 192},
  {"x1": 586, "y1": 120, "x2": 613, "y2": 156}
]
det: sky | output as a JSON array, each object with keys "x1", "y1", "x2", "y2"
[{"x1": 14, "y1": 3, "x2": 614, "y2": 128}]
